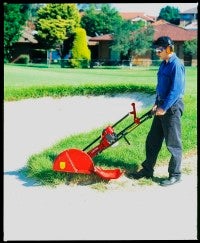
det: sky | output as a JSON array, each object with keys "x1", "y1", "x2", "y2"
[{"x1": 111, "y1": 3, "x2": 198, "y2": 16}]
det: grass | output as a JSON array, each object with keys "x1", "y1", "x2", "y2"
[
  {"x1": 4, "y1": 64, "x2": 197, "y2": 101},
  {"x1": 4, "y1": 64, "x2": 158, "y2": 100},
  {"x1": 4, "y1": 64, "x2": 197, "y2": 188}
]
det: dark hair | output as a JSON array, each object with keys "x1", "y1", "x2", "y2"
[{"x1": 153, "y1": 36, "x2": 174, "y2": 48}]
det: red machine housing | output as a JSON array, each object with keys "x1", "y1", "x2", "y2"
[
  {"x1": 53, "y1": 103, "x2": 152, "y2": 180},
  {"x1": 87, "y1": 126, "x2": 117, "y2": 158}
]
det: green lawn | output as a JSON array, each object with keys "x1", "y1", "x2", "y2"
[
  {"x1": 4, "y1": 64, "x2": 197, "y2": 187},
  {"x1": 4, "y1": 64, "x2": 159, "y2": 86},
  {"x1": 4, "y1": 64, "x2": 159, "y2": 100}
]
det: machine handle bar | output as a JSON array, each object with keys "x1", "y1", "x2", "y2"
[
  {"x1": 115, "y1": 109, "x2": 153, "y2": 141},
  {"x1": 95, "y1": 110, "x2": 154, "y2": 155},
  {"x1": 83, "y1": 103, "x2": 153, "y2": 152},
  {"x1": 82, "y1": 112, "x2": 130, "y2": 151}
]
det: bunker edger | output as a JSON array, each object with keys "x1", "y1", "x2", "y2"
[{"x1": 53, "y1": 103, "x2": 154, "y2": 180}]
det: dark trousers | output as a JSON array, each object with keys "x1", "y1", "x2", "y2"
[{"x1": 142, "y1": 99, "x2": 184, "y2": 177}]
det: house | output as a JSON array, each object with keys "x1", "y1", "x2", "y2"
[
  {"x1": 152, "y1": 20, "x2": 197, "y2": 58},
  {"x1": 88, "y1": 34, "x2": 113, "y2": 62},
  {"x1": 82, "y1": 11, "x2": 155, "y2": 63},
  {"x1": 151, "y1": 20, "x2": 197, "y2": 66},
  {"x1": 10, "y1": 26, "x2": 37, "y2": 63},
  {"x1": 88, "y1": 19, "x2": 197, "y2": 66},
  {"x1": 79, "y1": 10, "x2": 156, "y2": 24},
  {"x1": 11, "y1": 12, "x2": 197, "y2": 66},
  {"x1": 179, "y1": 7, "x2": 198, "y2": 28},
  {"x1": 119, "y1": 12, "x2": 156, "y2": 24},
  {"x1": 10, "y1": 21, "x2": 47, "y2": 63}
]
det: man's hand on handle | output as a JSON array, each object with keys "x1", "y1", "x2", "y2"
[{"x1": 151, "y1": 105, "x2": 166, "y2": 116}]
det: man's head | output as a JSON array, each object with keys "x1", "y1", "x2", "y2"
[{"x1": 153, "y1": 36, "x2": 174, "y2": 60}]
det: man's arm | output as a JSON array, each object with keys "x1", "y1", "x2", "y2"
[{"x1": 159, "y1": 63, "x2": 185, "y2": 112}]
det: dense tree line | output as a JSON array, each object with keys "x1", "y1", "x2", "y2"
[
  {"x1": 4, "y1": 3, "x2": 29, "y2": 62},
  {"x1": 157, "y1": 5, "x2": 180, "y2": 25},
  {"x1": 4, "y1": 3, "x2": 197, "y2": 66}
]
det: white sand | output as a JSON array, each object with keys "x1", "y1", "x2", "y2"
[{"x1": 4, "y1": 94, "x2": 197, "y2": 240}]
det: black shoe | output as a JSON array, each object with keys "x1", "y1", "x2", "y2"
[
  {"x1": 160, "y1": 176, "x2": 181, "y2": 187},
  {"x1": 128, "y1": 168, "x2": 153, "y2": 179}
]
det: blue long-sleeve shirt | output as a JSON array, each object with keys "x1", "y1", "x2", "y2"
[{"x1": 155, "y1": 53, "x2": 185, "y2": 111}]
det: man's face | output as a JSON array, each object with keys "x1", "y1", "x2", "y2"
[{"x1": 155, "y1": 46, "x2": 168, "y2": 60}]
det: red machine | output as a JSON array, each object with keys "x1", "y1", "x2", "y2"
[{"x1": 53, "y1": 103, "x2": 153, "y2": 180}]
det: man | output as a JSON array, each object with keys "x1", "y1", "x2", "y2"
[{"x1": 130, "y1": 36, "x2": 185, "y2": 186}]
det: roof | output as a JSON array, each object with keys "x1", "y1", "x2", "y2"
[
  {"x1": 79, "y1": 10, "x2": 156, "y2": 22},
  {"x1": 27, "y1": 20, "x2": 36, "y2": 30},
  {"x1": 151, "y1": 20, "x2": 197, "y2": 41},
  {"x1": 181, "y1": 7, "x2": 197, "y2": 14},
  {"x1": 88, "y1": 34, "x2": 113, "y2": 41},
  {"x1": 17, "y1": 26, "x2": 38, "y2": 44},
  {"x1": 119, "y1": 12, "x2": 156, "y2": 22},
  {"x1": 89, "y1": 20, "x2": 197, "y2": 42},
  {"x1": 87, "y1": 36, "x2": 99, "y2": 45}
]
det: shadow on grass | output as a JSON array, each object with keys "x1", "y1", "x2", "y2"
[
  {"x1": 93, "y1": 154, "x2": 139, "y2": 171},
  {"x1": 4, "y1": 168, "x2": 40, "y2": 187},
  {"x1": 4, "y1": 151, "x2": 158, "y2": 188},
  {"x1": 123, "y1": 165, "x2": 168, "y2": 185},
  {"x1": 45, "y1": 148, "x2": 140, "y2": 172},
  {"x1": 93, "y1": 155, "x2": 169, "y2": 186},
  {"x1": 4, "y1": 164, "x2": 167, "y2": 188},
  {"x1": 4, "y1": 167, "x2": 70, "y2": 188}
]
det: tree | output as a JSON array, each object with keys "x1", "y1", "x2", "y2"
[
  {"x1": 183, "y1": 38, "x2": 197, "y2": 57},
  {"x1": 25, "y1": 3, "x2": 45, "y2": 21},
  {"x1": 158, "y1": 5, "x2": 180, "y2": 25},
  {"x1": 111, "y1": 21, "x2": 154, "y2": 61},
  {"x1": 80, "y1": 4, "x2": 123, "y2": 36},
  {"x1": 130, "y1": 26, "x2": 154, "y2": 57},
  {"x1": 80, "y1": 5, "x2": 100, "y2": 37},
  {"x1": 69, "y1": 28, "x2": 91, "y2": 68},
  {"x1": 77, "y1": 3, "x2": 104, "y2": 11},
  {"x1": 111, "y1": 20, "x2": 136, "y2": 57},
  {"x1": 35, "y1": 3, "x2": 80, "y2": 66},
  {"x1": 4, "y1": 3, "x2": 29, "y2": 62}
]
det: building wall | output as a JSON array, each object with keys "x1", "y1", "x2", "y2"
[
  {"x1": 98, "y1": 41, "x2": 110, "y2": 61},
  {"x1": 95, "y1": 41, "x2": 188, "y2": 65},
  {"x1": 174, "y1": 41, "x2": 184, "y2": 60},
  {"x1": 131, "y1": 42, "x2": 188, "y2": 66},
  {"x1": 191, "y1": 59, "x2": 197, "y2": 66},
  {"x1": 11, "y1": 43, "x2": 32, "y2": 62},
  {"x1": 11, "y1": 43, "x2": 43, "y2": 63},
  {"x1": 132, "y1": 53, "x2": 152, "y2": 66},
  {"x1": 110, "y1": 49, "x2": 120, "y2": 61},
  {"x1": 175, "y1": 41, "x2": 197, "y2": 66}
]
